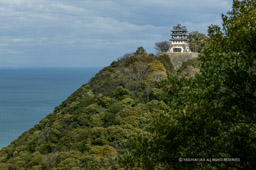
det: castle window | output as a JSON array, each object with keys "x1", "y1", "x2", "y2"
[{"x1": 173, "y1": 48, "x2": 182, "y2": 52}]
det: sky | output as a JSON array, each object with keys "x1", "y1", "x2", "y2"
[{"x1": 0, "y1": 0, "x2": 233, "y2": 68}]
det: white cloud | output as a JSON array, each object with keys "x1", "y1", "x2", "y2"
[{"x1": 0, "y1": 0, "x2": 233, "y2": 67}]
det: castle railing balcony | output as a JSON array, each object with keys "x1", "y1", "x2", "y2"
[
  {"x1": 171, "y1": 33, "x2": 187, "y2": 36},
  {"x1": 170, "y1": 39, "x2": 188, "y2": 42}
]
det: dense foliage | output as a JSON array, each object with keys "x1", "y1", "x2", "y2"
[
  {"x1": 0, "y1": 0, "x2": 255, "y2": 169},
  {"x1": 0, "y1": 48, "x2": 175, "y2": 170},
  {"x1": 187, "y1": 31, "x2": 208, "y2": 53},
  {"x1": 120, "y1": 0, "x2": 256, "y2": 169}
]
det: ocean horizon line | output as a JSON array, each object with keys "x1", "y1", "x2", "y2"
[{"x1": 0, "y1": 66, "x2": 103, "y2": 70}]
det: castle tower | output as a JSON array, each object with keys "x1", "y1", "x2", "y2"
[{"x1": 168, "y1": 24, "x2": 190, "y2": 53}]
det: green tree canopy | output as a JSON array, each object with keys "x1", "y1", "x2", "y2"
[
  {"x1": 120, "y1": 0, "x2": 256, "y2": 169},
  {"x1": 188, "y1": 31, "x2": 208, "y2": 52}
]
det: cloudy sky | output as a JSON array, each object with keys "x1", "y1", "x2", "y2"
[{"x1": 0, "y1": 0, "x2": 233, "y2": 68}]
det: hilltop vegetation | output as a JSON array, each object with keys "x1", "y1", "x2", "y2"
[
  {"x1": 0, "y1": 48, "x2": 176, "y2": 170},
  {"x1": 0, "y1": 0, "x2": 256, "y2": 169}
]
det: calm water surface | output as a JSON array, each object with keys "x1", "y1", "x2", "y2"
[{"x1": 0, "y1": 68, "x2": 101, "y2": 149}]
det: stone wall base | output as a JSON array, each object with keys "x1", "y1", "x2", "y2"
[{"x1": 158, "y1": 52, "x2": 199, "y2": 70}]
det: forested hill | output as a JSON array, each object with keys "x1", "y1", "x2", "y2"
[
  {"x1": 0, "y1": 47, "x2": 196, "y2": 169},
  {"x1": 1, "y1": 1, "x2": 256, "y2": 169}
]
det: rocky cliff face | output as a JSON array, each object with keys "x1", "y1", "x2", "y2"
[{"x1": 159, "y1": 52, "x2": 198, "y2": 70}]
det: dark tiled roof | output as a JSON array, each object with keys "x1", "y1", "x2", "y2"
[{"x1": 171, "y1": 24, "x2": 187, "y2": 32}]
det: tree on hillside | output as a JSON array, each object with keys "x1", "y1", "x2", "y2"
[
  {"x1": 188, "y1": 31, "x2": 208, "y2": 52},
  {"x1": 155, "y1": 41, "x2": 169, "y2": 54},
  {"x1": 134, "y1": 46, "x2": 147, "y2": 57},
  {"x1": 120, "y1": 0, "x2": 256, "y2": 169}
]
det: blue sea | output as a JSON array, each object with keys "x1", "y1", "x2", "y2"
[{"x1": 0, "y1": 68, "x2": 101, "y2": 149}]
